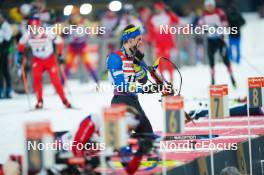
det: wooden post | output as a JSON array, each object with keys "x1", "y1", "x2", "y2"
[
  {"x1": 248, "y1": 77, "x2": 264, "y2": 108},
  {"x1": 24, "y1": 121, "x2": 54, "y2": 174},
  {"x1": 102, "y1": 104, "x2": 129, "y2": 149},
  {"x1": 163, "y1": 96, "x2": 185, "y2": 134},
  {"x1": 209, "y1": 85, "x2": 229, "y2": 119}
]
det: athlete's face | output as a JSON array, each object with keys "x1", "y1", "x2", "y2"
[
  {"x1": 129, "y1": 35, "x2": 143, "y2": 50},
  {"x1": 206, "y1": 5, "x2": 215, "y2": 12}
]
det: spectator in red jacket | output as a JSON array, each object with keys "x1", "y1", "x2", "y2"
[{"x1": 147, "y1": 2, "x2": 179, "y2": 82}]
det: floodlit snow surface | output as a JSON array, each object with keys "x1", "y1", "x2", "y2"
[{"x1": 0, "y1": 13, "x2": 264, "y2": 163}]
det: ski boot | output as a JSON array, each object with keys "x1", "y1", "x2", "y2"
[
  {"x1": 230, "y1": 75, "x2": 237, "y2": 89},
  {"x1": 35, "y1": 100, "x2": 43, "y2": 109},
  {"x1": 63, "y1": 99, "x2": 72, "y2": 108},
  {"x1": 4, "y1": 88, "x2": 12, "y2": 99},
  {"x1": 0, "y1": 88, "x2": 3, "y2": 99},
  {"x1": 211, "y1": 77, "x2": 215, "y2": 85}
]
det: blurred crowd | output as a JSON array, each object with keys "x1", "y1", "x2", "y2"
[{"x1": 0, "y1": 0, "x2": 249, "y2": 99}]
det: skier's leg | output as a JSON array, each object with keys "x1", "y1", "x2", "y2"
[
  {"x1": 46, "y1": 54, "x2": 71, "y2": 107},
  {"x1": 111, "y1": 95, "x2": 153, "y2": 133},
  {"x1": 32, "y1": 57, "x2": 44, "y2": 107},
  {"x1": 80, "y1": 49, "x2": 98, "y2": 83},
  {"x1": 207, "y1": 39, "x2": 217, "y2": 85},
  {"x1": 134, "y1": 100, "x2": 154, "y2": 133},
  {"x1": 2, "y1": 50, "x2": 12, "y2": 98},
  {"x1": 235, "y1": 37, "x2": 241, "y2": 64},
  {"x1": 65, "y1": 45, "x2": 76, "y2": 76},
  {"x1": 0, "y1": 51, "x2": 4, "y2": 98},
  {"x1": 220, "y1": 39, "x2": 237, "y2": 88},
  {"x1": 73, "y1": 117, "x2": 95, "y2": 157},
  {"x1": 228, "y1": 37, "x2": 234, "y2": 62}
]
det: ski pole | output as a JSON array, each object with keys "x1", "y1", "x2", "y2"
[
  {"x1": 59, "y1": 64, "x2": 75, "y2": 105},
  {"x1": 21, "y1": 57, "x2": 31, "y2": 110}
]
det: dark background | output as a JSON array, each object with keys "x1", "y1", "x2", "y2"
[{"x1": 0, "y1": 0, "x2": 263, "y2": 15}]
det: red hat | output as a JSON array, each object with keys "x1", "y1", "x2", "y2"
[
  {"x1": 154, "y1": 2, "x2": 166, "y2": 10},
  {"x1": 28, "y1": 17, "x2": 41, "y2": 26}
]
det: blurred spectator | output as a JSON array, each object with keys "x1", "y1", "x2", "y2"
[
  {"x1": 0, "y1": 14, "x2": 13, "y2": 98},
  {"x1": 147, "y1": 1, "x2": 179, "y2": 82},
  {"x1": 100, "y1": 10, "x2": 119, "y2": 54},
  {"x1": 100, "y1": 10, "x2": 118, "y2": 38},
  {"x1": 225, "y1": 0, "x2": 245, "y2": 64},
  {"x1": 9, "y1": 3, "x2": 31, "y2": 23},
  {"x1": 31, "y1": 0, "x2": 51, "y2": 22},
  {"x1": 9, "y1": 3, "x2": 31, "y2": 36},
  {"x1": 114, "y1": 4, "x2": 144, "y2": 36},
  {"x1": 138, "y1": 6, "x2": 152, "y2": 43},
  {"x1": 138, "y1": 6, "x2": 152, "y2": 32}
]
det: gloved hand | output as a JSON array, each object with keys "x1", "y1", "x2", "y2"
[
  {"x1": 136, "y1": 138, "x2": 153, "y2": 155},
  {"x1": 130, "y1": 46, "x2": 144, "y2": 64},
  {"x1": 134, "y1": 49, "x2": 144, "y2": 61},
  {"x1": 143, "y1": 84, "x2": 163, "y2": 94},
  {"x1": 16, "y1": 52, "x2": 24, "y2": 66},
  {"x1": 58, "y1": 54, "x2": 65, "y2": 65}
]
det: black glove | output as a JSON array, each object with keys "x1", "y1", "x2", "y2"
[
  {"x1": 130, "y1": 47, "x2": 144, "y2": 64},
  {"x1": 143, "y1": 84, "x2": 163, "y2": 94},
  {"x1": 136, "y1": 138, "x2": 153, "y2": 155},
  {"x1": 134, "y1": 49, "x2": 144, "y2": 61},
  {"x1": 58, "y1": 54, "x2": 65, "y2": 64}
]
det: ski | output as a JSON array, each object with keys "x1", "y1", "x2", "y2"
[{"x1": 130, "y1": 133, "x2": 219, "y2": 141}]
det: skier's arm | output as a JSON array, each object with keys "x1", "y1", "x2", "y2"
[
  {"x1": 18, "y1": 33, "x2": 29, "y2": 54},
  {"x1": 107, "y1": 53, "x2": 144, "y2": 93},
  {"x1": 168, "y1": 11, "x2": 180, "y2": 25},
  {"x1": 54, "y1": 35, "x2": 64, "y2": 56},
  {"x1": 17, "y1": 33, "x2": 29, "y2": 64},
  {"x1": 53, "y1": 35, "x2": 65, "y2": 64}
]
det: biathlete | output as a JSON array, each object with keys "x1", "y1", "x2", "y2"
[
  {"x1": 18, "y1": 17, "x2": 71, "y2": 109},
  {"x1": 106, "y1": 24, "x2": 169, "y2": 134},
  {"x1": 199, "y1": 0, "x2": 237, "y2": 87}
]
